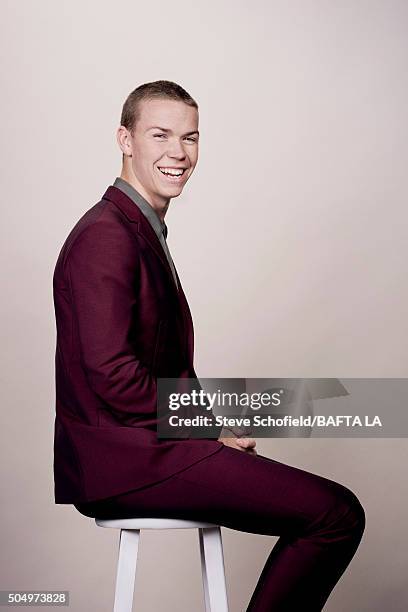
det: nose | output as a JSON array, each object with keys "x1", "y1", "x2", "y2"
[{"x1": 166, "y1": 138, "x2": 187, "y2": 160}]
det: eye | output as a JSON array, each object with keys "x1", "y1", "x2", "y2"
[
  {"x1": 154, "y1": 133, "x2": 167, "y2": 139},
  {"x1": 185, "y1": 137, "x2": 197, "y2": 143}
]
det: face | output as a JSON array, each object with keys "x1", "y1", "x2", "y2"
[{"x1": 117, "y1": 98, "x2": 199, "y2": 207}]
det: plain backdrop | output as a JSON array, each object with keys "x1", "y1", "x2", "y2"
[{"x1": 1, "y1": 1, "x2": 407, "y2": 610}]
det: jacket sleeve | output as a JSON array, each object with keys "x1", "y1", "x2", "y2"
[{"x1": 67, "y1": 220, "x2": 158, "y2": 418}]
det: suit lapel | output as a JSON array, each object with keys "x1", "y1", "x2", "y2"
[
  {"x1": 102, "y1": 186, "x2": 179, "y2": 296},
  {"x1": 102, "y1": 186, "x2": 194, "y2": 365},
  {"x1": 103, "y1": 186, "x2": 194, "y2": 363}
]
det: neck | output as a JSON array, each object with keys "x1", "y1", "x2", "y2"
[{"x1": 120, "y1": 166, "x2": 169, "y2": 222}]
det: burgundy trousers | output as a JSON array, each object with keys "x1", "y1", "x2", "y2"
[{"x1": 74, "y1": 445, "x2": 366, "y2": 611}]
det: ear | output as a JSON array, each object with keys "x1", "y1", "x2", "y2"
[{"x1": 116, "y1": 126, "x2": 133, "y2": 157}]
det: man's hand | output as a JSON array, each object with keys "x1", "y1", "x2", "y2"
[{"x1": 218, "y1": 437, "x2": 257, "y2": 456}]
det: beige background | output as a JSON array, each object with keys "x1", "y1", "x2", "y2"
[{"x1": 1, "y1": 1, "x2": 408, "y2": 610}]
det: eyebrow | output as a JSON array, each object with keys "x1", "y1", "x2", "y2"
[{"x1": 146, "y1": 126, "x2": 199, "y2": 137}]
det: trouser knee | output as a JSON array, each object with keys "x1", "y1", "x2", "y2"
[
  {"x1": 303, "y1": 481, "x2": 366, "y2": 547},
  {"x1": 327, "y1": 484, "x2": 366, "y2": 542}
]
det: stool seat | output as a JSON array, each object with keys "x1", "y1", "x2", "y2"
[
  {"x1": 95, "y1": 516, "x2": 229, "y2": 611},
  {"x1": 95, "y1": 517, "x2": 216, "y2": 530}
]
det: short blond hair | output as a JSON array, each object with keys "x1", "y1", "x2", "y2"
[{"x1": 120, "y1": 80, "x2": 198, "y2": 135}]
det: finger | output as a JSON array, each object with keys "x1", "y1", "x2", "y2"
[{"x1": 236, "y1": 437, "x2": 256, "y2": 448}]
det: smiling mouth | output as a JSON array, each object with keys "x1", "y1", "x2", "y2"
[{"x1": 157, "y1": 167, "x2": 187, "y2": 182}]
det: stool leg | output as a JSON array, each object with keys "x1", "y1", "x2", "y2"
[
  {"x1": 199, "y1": 529, "x2": 210, "y2": 611},
  {"x1": 199, "y1": 527, "x2": 229, "y2": 612},
  {"x1": 113, "y1": 529, "x2": 140, "y2": 612}
]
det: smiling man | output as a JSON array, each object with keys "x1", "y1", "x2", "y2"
[
  {"x1": 53, "y1": 80, "x2": 254, "y2": 507},
  {"x1": 53, "y1": 81, "x2": 365, "y2": 612},
  {"x1": 117, "y1": 93, "x2": 199, "y2": 220}
]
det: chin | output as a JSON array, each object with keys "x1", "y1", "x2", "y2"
[{"x1": 160, "y1": 186, "x2": 184, "y2": 198}]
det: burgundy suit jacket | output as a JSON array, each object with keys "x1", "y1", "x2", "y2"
[{"x1": 53, "y1": 185, "x2": 223, "y2": 504}]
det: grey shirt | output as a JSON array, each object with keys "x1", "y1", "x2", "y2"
[{"x1": 113, "y1": 177, "x2": 178, "y2": 290}]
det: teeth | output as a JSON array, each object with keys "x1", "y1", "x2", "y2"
[{"x1": 158, "y1": 167, "x2": 184, "y2": 176}]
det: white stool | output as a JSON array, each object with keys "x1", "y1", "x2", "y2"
[{"x1": 95, "y1": 517, "x2": 229, "y2": 612}]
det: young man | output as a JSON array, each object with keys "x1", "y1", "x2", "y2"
[
  {"x1": 53, "y1": 81, "x2": 365, "y2": 611},
  {"x1": 53, "y1": 80, "x2": 254, "y2": 504}
]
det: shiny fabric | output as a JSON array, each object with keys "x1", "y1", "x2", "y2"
[
  {"x1": 53, "y1": 185, "x2": 222, "y2": 504},
  {"x1": 75, "y1": 444, "x2": 366, "y2": 611}
]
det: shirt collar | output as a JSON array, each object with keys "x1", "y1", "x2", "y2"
[{"x1": 113, "y1": 177, "x2": 168, "y2": 240}]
